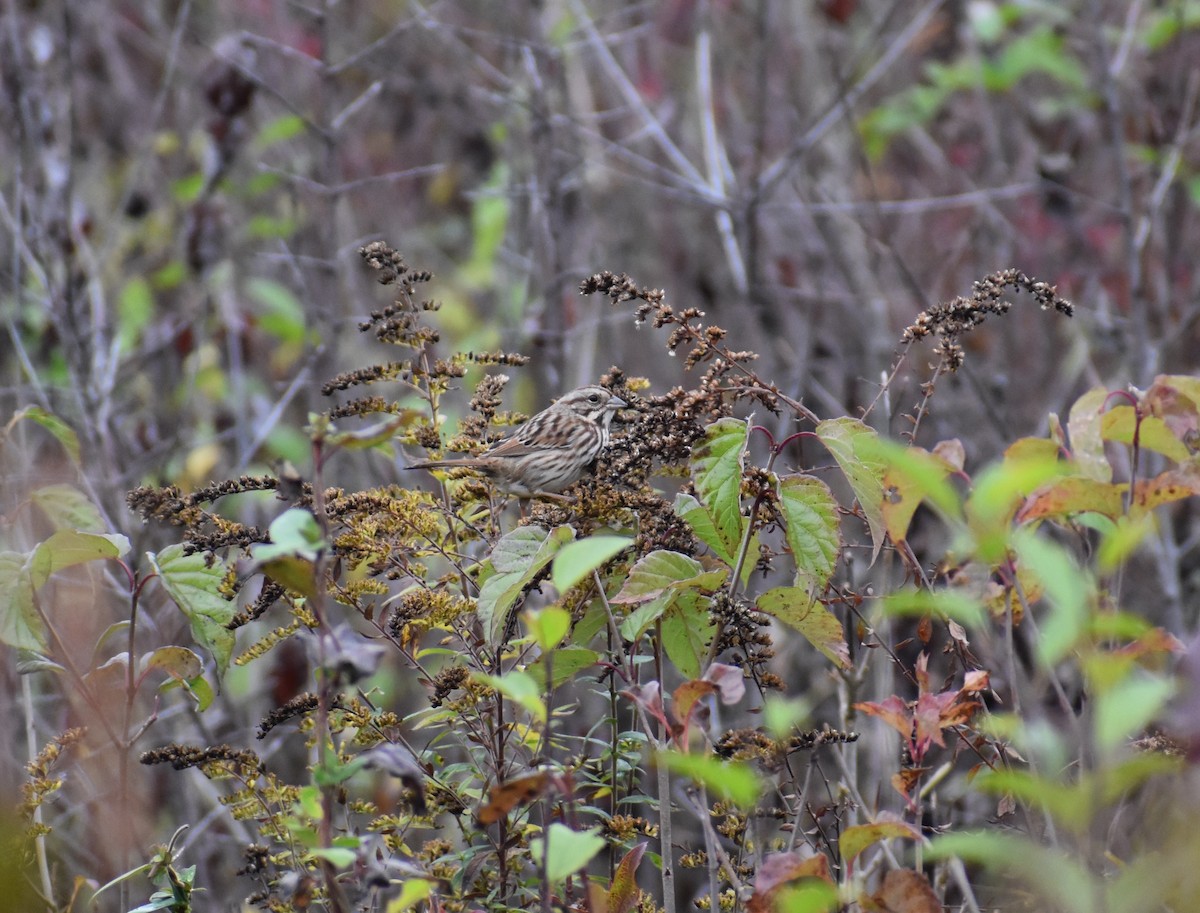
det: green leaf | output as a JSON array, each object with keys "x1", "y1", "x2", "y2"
[
  {"x1": 619, "y1": 593, "x2": 673, "y2": 642},
  {"x1": 551, "y1": 535, "x2": 632, "y2": 592},
  {"x1": 928, "y1": 831, "x2": 1095, "y2": 913},
  {"x1": 776, "y1": 475, "x2": 841, "y2": 591},
  {"x1": 757, "y1": 587, "x2": 849, "y2": 669},
  {"x1": 475, "y1": 670, "x2": 546, "y2": 724},
  {"x1": 881, "y1": 588, "x2": 984, "y2": 628},
  {"x1": 967, "y1": 448, "x2": 1065, "y2": 562},
  {"x1": 248, "y1": 509, "x2": 326, "y2": 598},
  {"x1": 660, "y1": 594, "x2": 715, "y2": 680},
  {"x1": 140, "y1": 646, "x2": 203, "y2": 683},
  {"x1": 462, "y1": 163, "x2": 510, "y2": 287},
  {"x1": 28, "y1": 529, "x2": 129, "y2": 589},
  {"x1": 247, "y1": 278, "x2": 306, "y2": 345},
  {"x1": 385, "y1": 879, "x2": 434, "y2": 912},
  {"x1": 674, "y1": 492, "x2": 736, "y2": 565},
  {"x1": 309, "y1": 847, "x2": 357, "y2": 869},
  {"x1": 30, "y1": 484, "x2": 105, "y2": 532},
  {"x1": 774, "y1": 882, "x2": 840, "y2": 913},
  {"x1": 656, "y1": 750, "x2": 762, "y2": 808},
  {"x1": 255, "y1": 509, "x2": 325, "y2": 559},
  {"x1": 525, "y1": 606, "x2": 570, "y2": 651},
  {"x1": 531, "y1": 824, "x2": 606, "y2": 884},
  {"x1": 149, "y1": 545, "x2": 236, "y2": 680},
  {"x1": 476, "y1": 525, "x2": 575, "y2": 646},
  {"x1": 254, "y1": 113, "x2": 305, "y2": 150},
  {"x1": 0, "y1": 552, "x2": 46, "y2": 651},
  {"x1": 690, "y1": 418, "x2": 749, "y2": 561},
  {"x1": 185, "y1": 673, "x2": 214, "y2": 711},
  {"x1": 1067, "y1": 387, "x2": 1111, "y2": 481},
  {"x1": 8, "y1": 406, "x2": 80, "y2": 464},
  {"x1": 1095, "y1": 673, "x2": 1174, "y2": 753},
  {"x1": 610, "y1": 550, "x2": 727, "y2": 605},
  {"x1": 860, "y1": 437, "x2": 964, "y2": 543},
  {"x1": 816, "y1": 417, "x2": 887, "y2": 560},
  {"x1": 314, "y1": 755, "x2": 369, "y2": 787},
  {"x1": 1012, "y1": 531, "x2": 1087, "y2": 666},
  {"x1": 1102, "y1": 407, "x2": 1192, "y2": 463},
  {"x1": 524, "y1": 645, "x2": 600, "y2": 690},
  {"x1": 118, "y1": 276, "x2": 155, "y2": 352}
]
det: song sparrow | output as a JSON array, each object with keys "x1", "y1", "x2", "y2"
[{"x1": 408, "y1": 385, "x2": 627, "y2": 497}]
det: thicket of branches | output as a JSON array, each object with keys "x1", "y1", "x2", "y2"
[{"x1": 4, "y1": 3, "x2": 1200, "y2": 912}]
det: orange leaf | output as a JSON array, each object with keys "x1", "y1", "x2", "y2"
[
  {"x1": 477, "y1": 771, "x2": 552, "y2": 825},
  {"x1": 747, "y1": 852, "x2": 832, "y2": 913},
  {"x1": 608, "y1": 842, "x2": 647, "y2": 913},
  {"x1": 870, "y1": 868, "x2": 941, "y2": 913},
  {"x1": 1015, "y1": 477, "x2": 1125, "y2": 524},
  {"x1": 1133, "y1": 468, "x2": 1200, "y2": 512}
]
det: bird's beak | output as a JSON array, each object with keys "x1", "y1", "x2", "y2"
[{"x1": 611, "y1": 395, "x2": 628, "y2": 408}]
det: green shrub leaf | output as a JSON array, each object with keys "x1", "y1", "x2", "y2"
[
  {"x1": 149, "y1": 545, "x2": 236, "y2": 680},
  {"x1": 776, "y1": 475, "x2": 841, "y2": 591},
  {"x1": 690, "y1": 418, "x2": 749, "y2": 560}
]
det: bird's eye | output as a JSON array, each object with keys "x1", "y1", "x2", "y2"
[{"x1": 588, "y1": 393, "x2": 601, "y2": 403}]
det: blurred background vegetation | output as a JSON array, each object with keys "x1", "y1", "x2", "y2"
[{"x1": 4, "y1": 0, "x2": 1200, "y2": 909}]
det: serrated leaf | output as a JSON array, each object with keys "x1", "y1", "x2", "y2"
[
  {"x1": 660, "y1": 594, "x2": 715, "y2": 680},
  {"x1": 674, "y1": 492, "x2": 735, "y2": 564},
  {"x1": 776, "y1": 475, "x2": 841, "y2": 591},
  {"x1": 611, "y1": 551, "x2": 727, "y2": 604},
  {"x1": 476, "y1": 525, "x2": 574, "y2": 646},
  {"x1": 757, "y1": 587, "x2": 849, "y2": 669},
  {"x1": 8, "y1": 406, "x2": 80, "y2": 464},
  {"x1": 0, "y1": 552, "x2": 46, "y2": 651},
  {"x1": 690, "y1": 418, "x2": 748, "y2": 560},
  {"x1": 551, "y1": 535, "x2": 632, "y2": 592},
  {"x1": 30, "y1": 484, "x2": 106, "y2": 532},
  {"x1": 816, "y1": 417, "x2": 888, "y2": 561},
  {"x1": 149, "y1": 545, "x2": 236, "y2": 680},
  {"x1": 27, "y1": 529, "x2": 128, "y2": 591}
]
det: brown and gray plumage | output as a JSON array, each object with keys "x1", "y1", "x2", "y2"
[{"x1": 407, "y1": 385, "x2": 627, "y2": 497}]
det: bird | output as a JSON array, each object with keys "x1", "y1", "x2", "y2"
[{"x1": 407, "y1": 385, "x2": 628, "y2": 497}]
